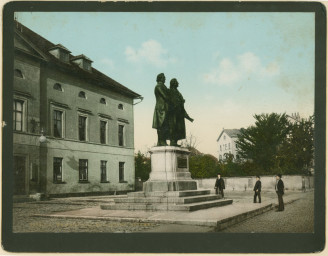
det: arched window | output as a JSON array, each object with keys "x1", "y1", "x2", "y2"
[
  {"x1": 14, "y1": 69, "x2": 24, "y2": 78},
  {"x1": 100, "y1": 98, "x2": 106, "y2": 104},
  {"x1": 78, "y1": 91, "x2": 86, "y2": 99},
  {"x1": 53, "y1": 83, "x2": 63, "y2": 91},
  {"x1": 118, "y1": 104, "x2": 123, "y2": 110}
]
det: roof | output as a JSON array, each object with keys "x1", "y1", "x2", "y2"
[
  {"x1": 48, "y1": 44, "x2": 71, "y2": 53},
  {"x1": 216, "y1": 129, "x2": 241, "y2": 142},
  {"x1": 71, "y1": 54, "x2": 93, "y2": 62},
  {"x1": 14, "y1": 21, "x2": 141, "y2": 99}
]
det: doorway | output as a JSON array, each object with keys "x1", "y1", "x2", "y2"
[{"x1": 14, "y1": 156, "x2": 26, "y2": 195}]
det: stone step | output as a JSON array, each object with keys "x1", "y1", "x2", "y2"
[
  {"x1": 127, "y1": 189, "x2": 211, "y2": 198},
  {"x1": 114, "y1": 194, "x2": 221, "y2": 204},
  {"x1": 173, "y1": 199, "x2": 233, "y2": 211},
  {"x1": 100, "y1": 199, "x2": 233, "y2": 212},
  {"x1": 13, "y1": 196, "x2": 35, "y2": 203},
  {"x1": 178, "y1": 194, "x2": 222, "y2": 204}
]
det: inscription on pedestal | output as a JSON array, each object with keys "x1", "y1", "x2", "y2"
[{"x1": 177, "y1": 157, "x2": 188, "y2": 168}]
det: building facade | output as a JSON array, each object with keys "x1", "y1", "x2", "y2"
[
  {"x1": 216, "y1": 128, "x2": 240, "y2": 161},
  {"x1": 13, "y1": 21, "x2": 141, "y2": 196}
]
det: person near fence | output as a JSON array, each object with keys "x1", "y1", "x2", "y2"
[
  {"x1": 253, "y1": 175, "x2": 262, "y2": 203},
  {"x1": 275, "y1": 174, "x2": 285, "y2": 211},
  {"x1": 214, "y1": 173, "x2": 225, "y2": 198}
]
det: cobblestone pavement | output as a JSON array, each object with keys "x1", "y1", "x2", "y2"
[
  {"x1": 13, "y1": 199, "x2": 159, "y2": 233},
  {"x1": 222, "y1": 190, "x2": 314, "y2": 233},
  {"x1": 13, "y1": 191, "x2": 313, "y2": 233}
]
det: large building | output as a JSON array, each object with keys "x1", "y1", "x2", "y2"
[
  {"x1": 216, "y1": 128, "x2": 241, "y2": 161},
  {"x1": 13, "y1": 21, "x2": 141, "y2": 196}
]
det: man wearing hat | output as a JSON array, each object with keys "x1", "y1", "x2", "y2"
[
  {"x1": 253, "y1": 176, "x2": 262, "y2": 203},
  {"x1": 275, "y1": 174, "x2": 285, "y2": 211},
  {"x1": 214, "y1": 173, "x2": 225, "y2": 198}
]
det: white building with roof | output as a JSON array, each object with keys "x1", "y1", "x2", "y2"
[{"x1": 216, "y1": 128, "x2": 241, "y2": 161}]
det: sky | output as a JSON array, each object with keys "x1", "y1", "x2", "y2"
[{"x1": 16, "y1": 12, "x2": 315, "y2": 156}]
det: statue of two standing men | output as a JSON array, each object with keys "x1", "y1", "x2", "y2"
[{"x1": 152, "y1": 73, "x2": 194, "y2": 147}]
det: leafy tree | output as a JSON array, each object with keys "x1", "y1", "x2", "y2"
[
  {"x1": 279, "y1": 115, "x2": 314, "y2": 174},
  {"x1": 134, "y1": 151, "x2": 151, "y2": 181},
  {"x1": 189, "y1": 154, "x2": 219, "y2": 179},
  {"x1": 236, "y1": 113, "x2": 291, "y2": 174}
]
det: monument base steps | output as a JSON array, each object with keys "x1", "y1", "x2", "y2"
[{"x1": 100, "y1": 189, "x2": 233, "y2": 212}]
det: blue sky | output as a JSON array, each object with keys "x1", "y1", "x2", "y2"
[{"x1": 16, "y1": 12, "x2": 315, "y2": 156}]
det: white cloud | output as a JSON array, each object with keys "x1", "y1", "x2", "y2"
[
  {"x1": 203, "y1": 52, "x2": 280, "y2": 86},
  {"x1": 125, "y1": 40, "x2": 177, "y2": 67}
]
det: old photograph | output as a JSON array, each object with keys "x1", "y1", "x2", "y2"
[{"x1": 2, "y1": 2, "x2": 326, "y2": 253}]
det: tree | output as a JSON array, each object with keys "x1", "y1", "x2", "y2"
[
  {"x1": 181, "y1": 133, "x2": 199, "y2": 152},
  {"x1": 279, "y1": 115, "x2": 314, "y2": 174},
  {"x1": 189, "y1": 154, "x2": 220, "y2": 179},
  {"x1": 134, "y1": 151, "x2": 151, "y2": 181},
  {"x1": 236, "y1": 113, "x2": 291, "y2": 174}
]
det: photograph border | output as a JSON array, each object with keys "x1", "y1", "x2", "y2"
[{"x1": 2, "y1": 1, "x2": 326, "y2": 253}]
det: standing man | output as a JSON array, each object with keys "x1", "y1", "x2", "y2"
[
  {"x1": 152, "y1": 73, "x2": 170, "y2": 146},
  {"x1": 253, "y1": 176, "x2": 261, "y2": 203},
  {"x1": 275, "y1": 174, "x2": 285, "y2": 211},
  {"x1": 214, "y1": 173, "x2": 225, "y2": 198}
]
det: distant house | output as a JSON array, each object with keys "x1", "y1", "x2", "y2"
[
  {"x1": 13, "y1": 21, "x2": 141, "y2": 196},
  {"x1": 216, "y1": 129, "x2": 241, "y2": 161}
]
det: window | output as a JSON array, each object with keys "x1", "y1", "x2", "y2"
[
  {"x1": 220, "y1": 145, "x2": 222, "y2": 151},
  {"x1": 14, "y1": 69, "x2": 23, "y2": 78},
  {"x1": 118, "y1": 124, "x2": 124, "y2": 146},
  {"x1": 101, "y1": 161, "x2": 107, "y2": 182},
  {"x1": 229, "y1": 143, "x2": 230, "y2": 149},
  {"x1": 53, "y1": 83, "x2": 63, "y2": 91},
  {"x1": 100, "y1": 120, "x2": 107, "y2": 144},
  {"x1": 78, "y1": 91, "x2": 86, "y2": 99},
  {"x1": 53, "y1": 158, "x2": 63, "y2": 183},
  {"x1": 224, "y1": 135, "x2": 226, "y2": 140},
  {"x1": 219, "y1": 155, "x2": 222, "y2": 160},
  {"x1": 119, "y1": 162, "x2": 125, "y2": 183},
  {"x1": 79, "y1": 115, "x2": 87, "y2": 141},
  {"x1": 79, "y1": 159, "x2": 88, "y2": 181},
  {"x1": 118, "y1": 104, "x2": 123, "y2": 110},
  {"x1": 53, "y1": 110, "x2": 63, "y2": 138},
  {"x1": 13, "y1": 100, "x2": 24, "y2": 131},
  {"x1": 225, "y1": 144, "x2": 227, "y2": 150},
  {"x1": 100, "y1": 98, "x2": 106, "y2": 104}
]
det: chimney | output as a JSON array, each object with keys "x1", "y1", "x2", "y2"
[{"x1": 70, "y1": 54, "x2": 93, "y2": 71}]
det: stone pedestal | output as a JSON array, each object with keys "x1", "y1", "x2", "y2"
[
  {"x1": 143, "y1": 146, "x2": 198, "y2": 192},
  {"x1": 100, "y1": 146, "x2": 233, "y2": 212}
]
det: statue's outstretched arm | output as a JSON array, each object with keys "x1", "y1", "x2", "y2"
[{"x1": 184, "y1": 108, "x2": 194, "y2": 122}]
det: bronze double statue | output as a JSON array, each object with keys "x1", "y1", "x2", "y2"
[{"x1": 152, "y1": 73, "x2": 194, "y2": 146}]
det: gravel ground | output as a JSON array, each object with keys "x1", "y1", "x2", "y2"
[
  {"x1": 13, "y1": 200, "x2": 159, "y2": 233},
  {"x1": 222, "y1": 190, "x2": 314, "y2": 233},
  {"x1": 13, "y1": 191, "x2": 313, "y2": 233}
]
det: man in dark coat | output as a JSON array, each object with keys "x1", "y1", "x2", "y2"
[
  {"x1": 214, "y1": 173, "x2": 225, "y2": 198},
  {"x1": 168, "y1": 78, "x2": 193, "y2": 146},
  {"x1": 275, "y1": 174, "x2": 285, "y2": 211},
  {"x1": 253, "y1": 176, "x2": 261, "y2": 203},
  {"x1": 152, "y1": 73, "x2": 170, "y2": 146}
]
